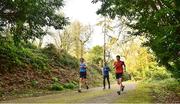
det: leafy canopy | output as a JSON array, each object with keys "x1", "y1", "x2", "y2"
[
  {"x1": 0, "y1": 0, "x2": 68, "y2": 44},
  {"x1": 93, "y1": 0, "x2": 180, "y2": 77}
]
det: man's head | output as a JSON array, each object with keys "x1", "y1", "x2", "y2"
[
  {"x1": 104, "y1": 62, "x2": 107, "y2": 66},
  {"x1": 116, "y1": 55, "x2": 120, "y2": 61},
  {"x1": 80, "y1": 58, "x2": 84, "y2": 63}
]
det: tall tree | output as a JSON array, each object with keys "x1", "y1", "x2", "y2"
[
  {"x1": 48, "y1": 21, "x2": 93, "y2": 58},
  {"x1": 79, "y1": 24, "x2": 93, "y2": 58},
  {"x1": 0, "y1": 0, "x2": 68, "y2": 45},
  {"x1": 97, "y1": 17, "x2": 113, "y2": 63},
  {"x1": 67, "y1": 21, "x2": 93, "y2": 58},
  {"x1": 93, "y1": 0, "x2": 180, "y2": 77},
  {"x1": 85, "y1": 45, "x2": 103, "y2": 65}
]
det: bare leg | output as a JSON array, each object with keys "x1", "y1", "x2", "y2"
[
  {"x1": 121, "y1": 78, "x2": 125, "y2": 91},
  {"x1": 118, "y1": 78, "x2": 122, "y2": 91},
  {"x1": 116, "y1": 79, "x2": 121, "y2": 95},
  {"x1": 79, "y1": 78, "x2": 82, "y2": 90},
  {"x1": 121, "y1": 78, "x2": 124, "y2": 87},
  {"x1": 83, "y1": 78, "x2": 88, "y2": 89},
  {"x1": 78, "y1": 78, "x2": 82, "y2": 92}
]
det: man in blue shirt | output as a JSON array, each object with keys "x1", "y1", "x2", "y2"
[
  {"x1": 78, "y1": 58, "x2": 89, "y2": 92},
  {"x1": 102, "y1": 62, "x2": 110, "y2": 89}
]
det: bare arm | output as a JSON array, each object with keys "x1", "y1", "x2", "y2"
[{"x1": 123, "y1": 62, "x2": 126, "y2": 72}]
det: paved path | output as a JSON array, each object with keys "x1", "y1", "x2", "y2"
[{"x1": 2, "y1": 82, "x2": 137, "y2": 103}]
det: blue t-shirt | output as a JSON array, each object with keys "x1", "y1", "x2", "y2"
[
  {"x1": 80, "y1": 63, "x2": 86, "y2": 72},
  {"x1": 103, "y1": 66, "x2": 110, "y2": 76}
]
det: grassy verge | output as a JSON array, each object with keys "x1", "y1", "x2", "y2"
[
  {"x1": 113, "y1": 83, "x2": 153, "y2": 103},
  {"x1": 114, "y1": 78, "x2": 180, "y2": 103},
  {"x1": 145, "y1": 78, "x2": 180, "y2": 103}
]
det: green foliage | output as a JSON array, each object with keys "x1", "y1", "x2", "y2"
[
  {"x1": 144, "y1": 78, "x2": 180, "y2": 102},
  {"x1": 85, "y1": 45, "x2": 103, "y2": 65},
  {"x1": 150, "y1": 67, "x2": 171, "y2": 81},
  {"x1": 0, "y1": 41, "x2": 48, "y2": 70},
  {"x1": 51, "y1": 77, "x2": 64, "y2": 91},
  {"x1": 71, "y1": 81, "x2": 78, "y2": 85},
  {"x1": 0, "y1": 0, "x2": 68, "y2": 44},
  {"x1": 52, "y1": 77, "x2": 59, "y2": 82},
  {"x1": 122, "y1": 72, "x2": 131, "y2": 81},
  {"x1": 160, "y1": 78, "x2": 180, "y2": 91},
  {"x1": 59, "y1": 21, "x2": 92, "y2": 59},
  {"x1": 0, "y1": 41, "x2": 79, "y2": 71},
  {"x1": 31, "y1": 80, "x2": 39, "y2": 87},
  {"x1": 51, "y1": 82, "x2": 64, "y2": 91},
  {"x1": 43, "y1": 44, "x2": 79, "y2": 70},
  {"x1": 63, "y1": 82, "x2": 77, "y2": 89},
  {"x1": 59, "y1": 51, "x2": 79, "y2": 69},
  {"x1": 94, "y1": 0, "x2": 180, "y2": 78},
  {"x1": 116, "y1": 37, "x2": 172, "y2": 81}
]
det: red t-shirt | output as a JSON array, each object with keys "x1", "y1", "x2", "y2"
[{"x1": 114, "y1": 60, "x2": 125, "y2": 74}]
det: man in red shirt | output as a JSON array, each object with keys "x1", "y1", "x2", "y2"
[{"x1": 114, "y1": 55, "x2": 126, "y2": 95}]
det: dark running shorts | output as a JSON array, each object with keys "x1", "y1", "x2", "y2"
[
  {"x1": 80, "y1": 72, "x2": 86, "y2": 78},
  {"x1": 116, "y1": 73, "x2": 123, "y2": 79}
]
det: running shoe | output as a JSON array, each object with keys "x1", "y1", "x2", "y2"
[
  {"x1": 117, "y1": 91, "x2": 121, "y2": 95},
  {"x1": 78, "y1": 89, "x2": 81, "y2": 93},
  {"x1": 121, "y1": 86, "x2": 125, "y2": 91}
]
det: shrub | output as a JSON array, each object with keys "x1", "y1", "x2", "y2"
[
  {"x1": 51, "y1": 82, "x2": 64, "y2": 91},
  {"x1": 151, "y1": 67, "x2": 171, "y2": 80},
  {"x1": 58, "y1": 51, "x2": 79, "y2": 69},
  {"x1": 43, "y1": 44, "x2": 79, "y2": 70},
  {"x1": 122, "y1": 72, "x2": 131, "y2": 81},
  {"x1": 71, "y1": 81, "x2": 78, "y2": 86},
  {"x1": 0, "y1": 41, "x2": 49, "y2": 70},
  {"x1": 158, "y1": 78, "x2": 180, "y2": 91},
  {"x1": 63, "y1": 83, "x2": 77, "y2": 89},
  {"x1": 52, "y1": 77, "x2": 59, "y2": 82},
  {"x1": 0, "y1": 41, "x2": 79, "y2": 72},
  {"x1": 31, "y1": 80, "x2": 38, "y2": 87},
  {"x1": 145, "y1": 78, "x2": 180, "y2": 103}
]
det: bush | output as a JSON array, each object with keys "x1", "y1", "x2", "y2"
[
  {"x1": 63, "y1": 83, "x2": 77, "y2": 89},
  {"x1": 71, "y1": 81, "x2": 78, "y2": 85},
  {"x1": 144, "y1": 78, "x2": 180, "y2": 103},
  {"x1": 0, "y1": 41, "x2": 79, "y2": 71},
  {"x1": 158, "y1": 78, "x2": 180, "y2": 91},
  {"x1": 43, "y1": 44, "x2": 79, "y2": 70},
  {"x1": 31, "y1": 80, "x2": 38, "y2": 87},
  {"x1": 52, "y1": 77, "x2": 59, "y2": 82},
  {"x1": 51, "y1": 82, "x2": 64, "y2": 91},
  {"x1": 122, "y1": 72, "x2": 131, "y2": 81},
  {"x1": 151, "y1": 67, "x2": 171, "y2": 80},
  {"x1": 0, "y1": 41, "x2": 49, "y2": 70}
]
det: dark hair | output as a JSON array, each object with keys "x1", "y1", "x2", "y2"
[
  {"x1": 104, "y1": 62, "x2": 107, "y2": 66},
  {"x1": 80, "y1": 58, "x2": 84, "y2": 62},
  {"x1": 116, "y1": 55, "x2": 120, "y2": 58}
]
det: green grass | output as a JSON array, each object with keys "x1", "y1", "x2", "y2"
[
  {"x1": 145, "y1": 78, "x2": 180, "y2": 103},
  {"x1": 113, "y1": 83, "x2": 153, "y2": 103},
  {"x1": 114, "y1": 78, "x2": 180, "y2": 103}
]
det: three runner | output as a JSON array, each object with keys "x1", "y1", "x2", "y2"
[{"x1": 78, "y1": 55, "x2": 126, "y2": 95}]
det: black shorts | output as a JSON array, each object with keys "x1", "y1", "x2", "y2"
[
  {"x1": 116, "y1": 73, "x2": 123, "y2": 79},
  {"x1": 80, "y1": 72, "x2": 86, "y2": 79}
]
